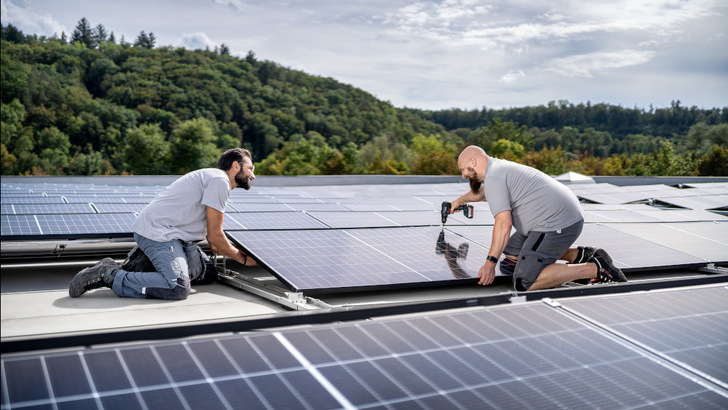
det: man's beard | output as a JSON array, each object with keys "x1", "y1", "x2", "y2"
[
  {"x1": 469, "y1": 177, "x2": 482, "y2": 193},
  {"x1": 235, "y1": 171, "x2": 252, "y2": 190}
]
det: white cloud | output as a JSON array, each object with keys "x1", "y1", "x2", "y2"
[
  {"x1": 500, "y1": 70, "x2": 525, "y2": 83},
  {"x1": 181, "y1": 32, "x2": 217, "y2": 50},
  {"x1": 543, "y1": 50, "x2": 657, "y2": 78},
  {"x1": 1, "y1": 0, "x2": 66, "y2": 36}
]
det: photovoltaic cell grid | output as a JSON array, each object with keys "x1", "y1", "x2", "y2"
[
  {"x1": 225, "y1": 212, "x2": 329, "y2": 230},
  {"x1": 561, "y1": 285, "x2": 728, "y2": 387},
  {"x1": 0, "y1": 203, "x2": 96, "y2": 215},
  {"x1": 227, "y1": 227, "x2": 490, "y2": 292},
  {"x1": 3, "y1": 297, "x2": 727, "y2": 409},
  {"x1": 1, "y1": 214, "x2": 136, "y2": 239}
]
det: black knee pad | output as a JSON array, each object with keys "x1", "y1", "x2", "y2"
[
  {"x1": 121, "y1": 246, "x2": 155, "y2": 272},
  {"x1": 499, "y1": 258, "x2": 516, "y2": 276}
]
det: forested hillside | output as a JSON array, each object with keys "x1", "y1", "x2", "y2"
[{"x1": 2, "y1": 21, "x2": 727, "y2": 177}]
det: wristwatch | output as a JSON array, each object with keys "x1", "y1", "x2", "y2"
[{"x1": 486, "y1": 255, "x2": 498, "y2": 264}]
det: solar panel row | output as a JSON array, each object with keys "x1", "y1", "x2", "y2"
[{"x1": 3, "y1": 286, "x2": 726, "y2": 409}]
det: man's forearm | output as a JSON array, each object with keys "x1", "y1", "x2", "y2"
[
  {"x1": 455, "y1": 187, "x2": 484, "y2": 205},
  {"x1": 207, "y1": 233, "x2": 244, "y2": 262}
]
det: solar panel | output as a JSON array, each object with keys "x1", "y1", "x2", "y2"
[
  {"x1": 63, "y1": 196, "x2": 152, "y2": 204},
  {"x1": 225, "y1": 212, "x2": 329, "y2": 230},
  {"x1": 561, "y1": 285, "x2": 728, "y2": 387},
  {"x1": 307, "y1": 211, "x2": 404, "y2": 228},
  {"x1": 1, "y1": 215, "x2": 43, "y2": 237},
  {"x1": 606, "y1": 222, "x2": 728, "y2": 263},
  {"x1": 0, "y1": 196, "x2": 66, "y2": 205},
  {"x1": 4, "y1": 299, "x2": 726, "y2": 409},
  {"x1": 226, "y1": 203, "x2": 294, "y2": 212},
  {"x1": 583, "y1": 210, "x2": 663, "y2": 223},
  {"x1": 653, "y1": 195, "x2": 728, "y2": 210},
  {"x1": 285, "y1": 203, "x2": 351, "y2": 212},
  {"x1": 227, "y1": 227, "x2": 488, "y2": 292},
  {"x1": 93, "y1": 203, "x2": 147, "y2": 213},
  {"x1": 632, "y1": 209, "x2": 728, "y2": 222},
  {"x1": 574, "y1": 223, "x2": 706, "y2": 270},
  {"x1": 1, "y1": 213, "x2": 136, "y2": 239},
  {"x1": 0, "y1": 203, "x2": 96, "y2": 215}
]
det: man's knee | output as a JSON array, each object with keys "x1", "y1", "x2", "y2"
[{"x1": 146, "y1": 276, "x2": 191, "y2": 300}]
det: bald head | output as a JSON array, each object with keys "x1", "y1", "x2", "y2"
[
  {"x1": 457, "y1": 145, "x2": 488, "y2": 191},
  {"x1": 458, "y1": 145, "x2": 487, "y2": 164}
]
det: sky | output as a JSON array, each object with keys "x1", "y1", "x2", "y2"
[{"x1": 2, "y1": 0, "x2": 727, "y2": 111}]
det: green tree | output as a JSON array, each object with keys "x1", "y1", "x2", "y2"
[
  {"x1": 490, "y1": 138, "x2": 525, "y2": 161},
  {"x1": 410, "y1": 133, "x2": 458, "y2": 175},
  {"x1": 469, "y1": 118, "x2": 532, "y2": 152},
  {"x1": 71, "y1": 18, "x2": 96, "y2": 48},
  {"x1": 134, "y1": 31, "x2": 156, "y2": 49},
  {"x1": 649, "y1": 141, "x2": 697, "y2": 176},
  {"x1": 169, "y1": 118, "x2": 220, "y2": 173},
  {"x1": 697, "y1": 146, "x2": 728, "y2": 176},
  {"x1": 123, "y1": 123, "x2": 170, "y2": 174},
  {"x1": 36, "y1": 127, "x2": 71, "y2": 174}
]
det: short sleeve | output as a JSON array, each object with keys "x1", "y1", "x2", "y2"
[
  {"x1": 201, "y1": 177, "x2": 230, "y2": 213},
  {"x1": 485, "y1": 176, "x2": 511, "y2": 217}
]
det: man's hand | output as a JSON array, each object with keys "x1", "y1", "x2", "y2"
[{"x1": 477, "y1": 262, "x2": 496, "y2": 286}]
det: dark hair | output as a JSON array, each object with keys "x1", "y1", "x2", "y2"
[{"x1": 218, "y1": 148, "x2": 252, "y2": 171}]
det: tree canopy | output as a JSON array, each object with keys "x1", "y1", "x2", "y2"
[{"x1": 1, "y1": 20, "x2": 726, "y2": 177}]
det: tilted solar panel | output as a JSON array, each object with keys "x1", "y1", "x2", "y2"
[{"x1": 227, "y1": 227, "x2": 488, "y2": 292}]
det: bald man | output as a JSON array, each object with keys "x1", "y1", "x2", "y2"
[{"x1": 449, "y1": 146, "x2": 627, "y2": 291}]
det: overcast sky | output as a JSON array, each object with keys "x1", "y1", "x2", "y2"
[{"x1": 3, "y1": 0, "x2": 727, "y2": 110}]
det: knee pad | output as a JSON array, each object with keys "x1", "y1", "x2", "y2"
[
  {"x1": 121, "y1": 246, "x2": 155, "y2": 272},
  {"x1": 499, "y1": 257, "x2": 516, "y2": 276}
]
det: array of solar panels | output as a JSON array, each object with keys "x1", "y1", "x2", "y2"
[
  {"x1": 2, "y1": 181, "x2": 728, "y2": 292},
  {"x1": 3, "y1": 284, "x2": 727, "y2": 409}
]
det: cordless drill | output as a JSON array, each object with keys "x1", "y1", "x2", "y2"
[{"x1": 441, "y1": 201, "x2": 474, "y2": 225}]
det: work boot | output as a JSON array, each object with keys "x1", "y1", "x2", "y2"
[
  {"x1": 572, "y1": 246, "x2": 598, "y2": 284},
  {"x1": 588, "y1": 249, "x2": 627, "y2": 283},
  {"x1": 573, "y1": 246, "x2": 597, "y2": 264},
  {"x1": 69, "y1": 258, "x2": 120, "y2": 298}
]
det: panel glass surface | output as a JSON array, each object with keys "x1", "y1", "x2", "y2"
[
  {"x1": 227, "y1": 227, "x2": 489, "y2": 292},
  {"x1": 225, "y1": 212, "x2": 329, "y2": 230},
  {"x1": 93, "y1": 203, "x2": 147, "y2": 213},
  {"x1": 605, "y1": 222, "x2": 728, "y2": 263},
  {"x1": 0, "y1": 203, "x2": 96, "y2": 215},
  {"x1": 3, "y1": 302, "x2": 726, "y2": 409},
  {"x1": 562, "y1": 285, "x2": 728, "y2": 386},
  {"x1": 573, "y1": 224, "x2": 705, "y2": 269}
]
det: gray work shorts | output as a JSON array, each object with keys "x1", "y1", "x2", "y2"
[{"x1": 504, "y1": 219, "x2": 584, "y2": 291}]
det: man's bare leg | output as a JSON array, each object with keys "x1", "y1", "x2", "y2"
[{"x1": 528, "y1": 262, "x2": 597, "y2": 291}]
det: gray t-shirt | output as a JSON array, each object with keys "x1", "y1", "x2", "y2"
[
  {"x1": 483, "y1": 158, "x2": 584, "y2": 234},
  {"x1": 132, "y1": 168, "x2": 231, "y2": 242}
]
